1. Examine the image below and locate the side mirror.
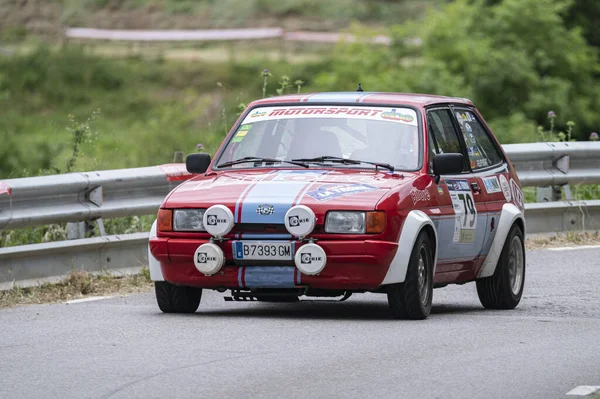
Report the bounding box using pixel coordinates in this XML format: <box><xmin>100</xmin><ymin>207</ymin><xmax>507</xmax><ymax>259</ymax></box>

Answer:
<box><xmin>186</xmin><ymin>153</ymin><xmax>211</xmax><ymax>174</ymax></box>
<box><xmin>432</xmin><ymin>153</ymin><xmax>464</xmax><ymax>181</ymax></box>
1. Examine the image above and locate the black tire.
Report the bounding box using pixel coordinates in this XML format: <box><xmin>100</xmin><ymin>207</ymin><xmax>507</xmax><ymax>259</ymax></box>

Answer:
<box><xmin>155</xmin><ymin>281</ymin><xmax>202</xmax><ymax>313</ymax></box>
<box><xmin>387</xmin><ymin>231</ymin><xmax>434</xmax><ymax>320</ymax></box>
<box><xmin>476</xmin><ymin>224</ymin><xmax>525</xmax><ymax>309</ymax></box>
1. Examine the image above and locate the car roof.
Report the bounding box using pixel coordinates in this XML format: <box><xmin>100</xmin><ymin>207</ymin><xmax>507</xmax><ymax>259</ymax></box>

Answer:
<box><xmin>248</xmin><ymin>92</ymin><xmax>474</xmax><ymax>108</ymax></box>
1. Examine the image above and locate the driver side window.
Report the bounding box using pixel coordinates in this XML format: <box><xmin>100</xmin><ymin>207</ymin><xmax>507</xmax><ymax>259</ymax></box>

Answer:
<box><xmin>427</xmin><ymin>108</ymin><xmax>465</xmax><ymax>172</ymax></box>
<box><xmin>427</xmin><ymin>109</ymin><xmax>463</xmax><ymax>155</ymax></box>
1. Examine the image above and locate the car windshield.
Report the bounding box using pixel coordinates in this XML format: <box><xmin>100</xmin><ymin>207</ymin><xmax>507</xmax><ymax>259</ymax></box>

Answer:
<box><xmin>215</xmin><ymin>105</ymin><xmax>421</xmax><ymax>171</ymax></box>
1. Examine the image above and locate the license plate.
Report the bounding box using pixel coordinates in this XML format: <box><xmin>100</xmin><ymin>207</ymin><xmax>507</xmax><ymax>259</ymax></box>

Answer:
<box><xmin>233</xmin><ymin>241</ymin><xmax>292</xmax><ymax>261</ymax></box>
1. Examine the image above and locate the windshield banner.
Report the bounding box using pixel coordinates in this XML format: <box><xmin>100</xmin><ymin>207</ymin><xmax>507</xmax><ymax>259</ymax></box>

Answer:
<box><xmin>242</xmin><ymin>106</ymin><xmax>418</xmax><ymax>126</ymax></box>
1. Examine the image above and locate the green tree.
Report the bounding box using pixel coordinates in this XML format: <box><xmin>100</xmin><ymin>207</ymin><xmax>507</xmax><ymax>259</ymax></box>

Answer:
<box><xmin>315</xmin><ymin>0</ymin><xmax>599</xmax><ymax>142</ymax></box>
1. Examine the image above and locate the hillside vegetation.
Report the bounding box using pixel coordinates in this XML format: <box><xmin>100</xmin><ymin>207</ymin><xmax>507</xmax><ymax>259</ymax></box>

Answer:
<box><xmin>0</xmin><ymin>0</ymin><xmax>598</xmax><ymax>180</ymax></box>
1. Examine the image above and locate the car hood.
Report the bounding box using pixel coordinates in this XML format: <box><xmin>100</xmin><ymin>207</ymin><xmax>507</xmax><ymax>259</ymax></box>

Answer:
<box><xmin>165</xmin><ymin>169</ymin><xmax>415</xmax><ymax>223</ymax></box>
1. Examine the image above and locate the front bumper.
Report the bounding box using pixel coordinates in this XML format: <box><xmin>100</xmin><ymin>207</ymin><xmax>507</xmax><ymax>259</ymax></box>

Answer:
<box><xmin>150</xmin><ymin>238</ymin><xmax>398</xmax><ymax>290</ymax></box>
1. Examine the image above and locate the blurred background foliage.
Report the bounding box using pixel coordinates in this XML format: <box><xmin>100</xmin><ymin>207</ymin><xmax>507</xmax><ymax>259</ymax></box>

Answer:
<box><xmin>0</xmin><ymin>0</ymin><xmax>598</xmax><ymax>179</ymax></box>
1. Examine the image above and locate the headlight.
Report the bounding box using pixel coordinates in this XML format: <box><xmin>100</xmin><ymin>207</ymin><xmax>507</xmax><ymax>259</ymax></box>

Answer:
<box><xmin>173</xmin><ymin>209</ymin><xmax>206</xmax><ymax>231</ymax></box>
<box><xmin>325</xmin><ymin>211</ymin><xmax>366</xmax><ymax>234</ymax></box>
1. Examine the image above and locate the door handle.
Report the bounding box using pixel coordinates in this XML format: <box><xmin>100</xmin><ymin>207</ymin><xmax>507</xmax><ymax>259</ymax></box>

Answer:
<box><xmin>471</xmin><ymin>182</ymin><xmax>481</xmax><ymax>193</ymax></box>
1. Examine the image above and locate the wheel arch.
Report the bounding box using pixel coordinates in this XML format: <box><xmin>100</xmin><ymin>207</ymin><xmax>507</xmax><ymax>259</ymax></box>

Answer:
<box><xmin>381</xmin><ymin>210</ymin><xmax>438</xmax><ymax>285</ymax></box>
<box><xmin>478</xmin><ymin>203</ymin><xmax>525</xmax><ymax>278</ymax></box>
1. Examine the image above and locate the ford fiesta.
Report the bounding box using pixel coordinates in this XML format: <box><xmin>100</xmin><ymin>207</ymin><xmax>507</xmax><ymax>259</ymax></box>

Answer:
<box><xmin>148</xmin><ymin>91</ymin><xmax>526</xmax><ymax>320</ymax></box>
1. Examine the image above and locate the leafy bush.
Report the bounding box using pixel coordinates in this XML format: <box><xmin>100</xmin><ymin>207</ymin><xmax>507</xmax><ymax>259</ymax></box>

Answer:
<box><xmin>313</xmin><ymin>0</ymin><xmax>599</xmax><ymax>143</ymax></box>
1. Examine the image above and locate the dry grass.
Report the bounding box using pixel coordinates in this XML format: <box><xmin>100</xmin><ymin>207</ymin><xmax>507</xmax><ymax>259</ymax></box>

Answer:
<box><xmin>0</xmin><ymin>268</ymin><xmax>153</xmax><ymax>308</ymax></box>
<box><xmin>525</xmin><ymin>231</ymin><xmax>600</xmax><ymax>250</ymax></box>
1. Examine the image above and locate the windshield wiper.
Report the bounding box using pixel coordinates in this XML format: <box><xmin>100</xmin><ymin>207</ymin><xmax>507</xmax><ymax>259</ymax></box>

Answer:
<box><xmin>217</xmin><ymin>156</ymin><xmax>309</xmax><ymax>168</ymax></box>
<box><xmin>292</xmin><ymin>156</ymin><xmax>395</xmax><ymax>172</ymax></box>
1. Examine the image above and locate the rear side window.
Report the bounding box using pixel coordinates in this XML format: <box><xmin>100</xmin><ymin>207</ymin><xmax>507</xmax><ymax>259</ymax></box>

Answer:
<box><xmin>453</xmin><ymin>109</ymin><xmax>503</xmax><ymax>170</ymax></box>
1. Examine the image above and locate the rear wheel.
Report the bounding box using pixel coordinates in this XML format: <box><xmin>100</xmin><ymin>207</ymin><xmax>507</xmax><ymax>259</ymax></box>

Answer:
<box><xmin>387</xmin><ymin>231</ymin><xmax>434</xmax><ymax>320</ymax></box>
<box><xmin>155</xmin><ymin>281</ymin><xmax>202</xmax><ymax>313</ymax></box>
<box><xmin>476</xmin><ymin>224</ymin><xmax>525</xmax><ymax>309</ymax></box>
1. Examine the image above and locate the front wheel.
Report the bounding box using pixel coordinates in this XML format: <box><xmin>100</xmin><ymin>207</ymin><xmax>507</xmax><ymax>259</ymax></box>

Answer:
<box><xmin>387</xmin><ymin>231</ymin><xmax>434</xmax><ymax>320</ymax></box>
<box><xmin>155</xmin><ymin>281</ymin><xmax>202</xmax><ymax>313</ymax></box>
<box><xmin>476</xmin><ymin>224</ymin><xmax>525</xmax><ymax>309</ymax></box>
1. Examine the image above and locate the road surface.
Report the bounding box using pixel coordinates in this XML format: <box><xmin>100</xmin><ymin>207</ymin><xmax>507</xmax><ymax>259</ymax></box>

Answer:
<box><xmin>1</xmin><ymin>246</ymin><xmax>599</xmax><ymax>399</ymax></box>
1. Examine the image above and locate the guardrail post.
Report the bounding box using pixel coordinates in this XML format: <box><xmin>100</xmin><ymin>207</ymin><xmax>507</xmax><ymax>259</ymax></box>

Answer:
<box><xmin>66</xmin><ymin>222</ymin><xmax>85</xmax><ymax>239</ymax></box>
<box><xmin>537</xmin><ymin>186</ymin><xmax>562</xmax><ymax>202</ymax></box>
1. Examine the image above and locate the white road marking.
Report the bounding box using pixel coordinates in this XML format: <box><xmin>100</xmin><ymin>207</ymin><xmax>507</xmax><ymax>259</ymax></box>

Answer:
<box><xmin>566</xmin><ymin>386</ymin><xmax>600</xmax><ymax>396</ymax></box>
<box><xmin>548</xmin><ymin>245</ymin><xmax>600</xmax><ymax>252</ymax></box>
<box><xmin>64</xmin><ymin>296</ymin><xmax>114</xmax><ymax>304</ymax></box>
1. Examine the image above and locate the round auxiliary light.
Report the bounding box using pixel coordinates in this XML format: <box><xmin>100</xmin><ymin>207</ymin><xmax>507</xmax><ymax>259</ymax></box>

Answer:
<box><xmin>284</xmin><ymin>205</ymin><xmax>316</xmax><ymax>238</ymax></box>
<box><xmin>202</xmin><ymin>205</ymin><xmax>234</xmax><ymax>237</ymax></box>
<box><xmin>193</xmin><ymin>243</ymin><xmax>225</xmax><ymax>276</ymax></box>
<box><xmin>294</xmin><ymin>243</ymin><xmax>327</xmax><ymax>275</ymax></box>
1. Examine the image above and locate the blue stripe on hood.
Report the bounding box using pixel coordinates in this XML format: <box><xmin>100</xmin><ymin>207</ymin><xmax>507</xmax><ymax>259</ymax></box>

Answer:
<box><xmin>239</xmin><ymin>170</ymin><xmax>327</xmax><ymax>224</ymax></box>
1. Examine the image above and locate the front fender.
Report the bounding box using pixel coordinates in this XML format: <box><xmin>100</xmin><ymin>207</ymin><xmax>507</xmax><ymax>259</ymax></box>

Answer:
<box><xmin>478</xmin><ymin>203</ymin><xmax>525</xmax><ymax>278</ymax></box>
<box><xmin>380</xmin><ymin>210</ymin><xmax>438</xmax><ymax>285</ymax></box>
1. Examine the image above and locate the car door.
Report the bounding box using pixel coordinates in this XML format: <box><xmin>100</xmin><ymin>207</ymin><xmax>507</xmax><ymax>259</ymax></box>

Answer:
<box><xmin>426</xmin><ymin>107</ymin><xmax>488</xmax><ymax>282</ymax></box>
<box><xmin>450</xmin><ymin>106</ymin><xmax>509</xmax><ymax>273</ymax></box>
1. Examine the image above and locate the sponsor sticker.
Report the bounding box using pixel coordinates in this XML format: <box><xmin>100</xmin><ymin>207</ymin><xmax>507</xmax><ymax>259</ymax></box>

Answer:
<box><xmin>206</xmin><ymin>214</ymin><xmax>227</xmax><ymax>226</ymax></box>
<box><xmin>468</xmin><ymin>146</ymin><xmax>480</xmax><ymax>157</ymax></box>
<box><xmin>499</xmin><ymin>174</ymin><xmax>511</xmax><ymax>202</ymax></box>
<box><xmin>288</xmin><ymin>215</ymin><xmax>310</xmax><ymax>227</ymax></box>
<box><xmin>482</xmin><ymin>176</ymin><xmax>502</xmax><ymax>194</ymax></box>
<box><xmin>510</xmin><ymin>178</ymin><xmax>524</xmax><ymax>209</ymax></box>
<box><xmin>196</xmin><ymin>252</ymin><xmax>216</xmax><ymax>264</ymax></box>
<box><xmin>249</xmin><ymin>110</ymin><xmax>267</xmax><ymax>118</ymax></box>
<box><xmin>465</xmin><ymin>123</ymin><xmax>473</xmax><ymax>133</ymax></box>
<box><xmin>300</xmin><ymin>252</ymin><xmax>323</xmax><ymax>264</ymax></box>
<box><xmin>381</xmin><ymin>109</ymin><xmax>414</xmax><ymax>123</ymax></box>
<box><xmin>446</xmin><ymin>179</ymin><xmax>477</xmax><ymax>243</ymax></box>
<box><xmin>411</xmin><ymin>188</ymin><xmax>431</xmax><ymax>205</ymax></box>
<box><xmin>307</xmin><ymin>184</ymin><xmax>377</xmax><ymax>202</ymax></box>
<box><xmin>256</xmin><ymin>204</ymin><xmax>275</xmax><ymax>215</ymax></box>
<box><xmin>232</xmin><ymin>130</ymin><xmax>249</xmax><ymax>143</ymax></box>
<box><xmin>476</xmin><ymin>158</ymin><xmax>489</xmax><ymax>168</ymax></box>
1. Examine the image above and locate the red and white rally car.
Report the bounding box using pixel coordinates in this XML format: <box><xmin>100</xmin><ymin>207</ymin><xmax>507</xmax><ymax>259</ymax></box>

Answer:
<box><xmin>148</xmin><ymin>91</ymin><xmax>526</xmax><ymax>319</ymax></box>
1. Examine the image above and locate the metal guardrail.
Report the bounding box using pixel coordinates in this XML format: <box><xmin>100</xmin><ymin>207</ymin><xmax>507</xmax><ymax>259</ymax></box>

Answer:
<box><xmin>1</xmin><ymin>142</ymin><xmax>599</xmax><ymax>289</ymax></box>
<box><xmin>66</xmin><ymin>27</ymin><xmax>285</xmax><ymax>42</ymax></box>
<box><xmin>0</xmin><ymin>164</ymin><xmax>190</xmax><ymax>230</ymax></box>
<box><xmin>64</xmin><ymin>27</ymin><xmax>405</xmax><ymax>45</ymax></box>
<box><xmin>505</xmin><ymin>142</ymin><xmax>600</xmax><ymax>187</ymax></box>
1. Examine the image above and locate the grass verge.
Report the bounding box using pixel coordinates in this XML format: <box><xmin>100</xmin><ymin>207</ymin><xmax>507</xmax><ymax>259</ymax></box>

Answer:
<box><xmin>525</xmin><ymin>231</ymin><xmax>600</xmax><ymax>250</ymax></box>
<box><xmin>0</xmin><ymin>268</ymin><xmax>153</xmax><ymax>308</ymax></box>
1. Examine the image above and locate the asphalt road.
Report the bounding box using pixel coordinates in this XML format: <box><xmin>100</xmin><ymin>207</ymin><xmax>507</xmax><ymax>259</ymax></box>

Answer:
<box><xmin>1</xmin><ymin>246</ymin><xmax>599</xmax><ymax>399</ymax></box>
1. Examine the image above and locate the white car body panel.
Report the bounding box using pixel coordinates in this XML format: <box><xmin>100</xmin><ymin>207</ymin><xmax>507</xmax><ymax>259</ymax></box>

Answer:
<box><xmin>478</xmin><ymin>203</ymin><xmax>525</xmax><ymax>278</ymax></box>
<box><xmin>381</xmin><ymin>210</ymin><xmax>438</xmax><ymax>285</ymax></box>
